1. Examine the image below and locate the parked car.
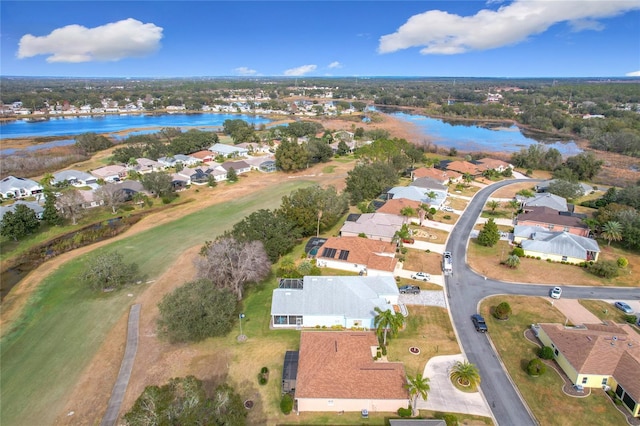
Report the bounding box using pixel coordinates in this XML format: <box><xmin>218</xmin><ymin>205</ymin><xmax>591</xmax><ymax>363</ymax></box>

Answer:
<box><xmin>614</xmin><ymin>301</ymin><xmax>634</xmax><ymax>314</ymax></box>
<box><xmin>411</xmin><ymin>272</ymin><xmax>431</xmax><ymax>281</ymax></box>
<box><xmin>441</xmin><ymin>206</ymin><xmax>454</xmax><ymax>212</ymax></box>
<box><xmin>471</xmin><ymin>314</ymin><xmax>488</xmax><ymax>332</ymax></box>
<box><xmin>550</xmin><ymin>286</ymin><xmax>562</xmax><ymax>299</ymax></box>
<box><xmin>399</xmin><ymin>285</ymin><xmax>421</xmax><ymax>294</ymax></box>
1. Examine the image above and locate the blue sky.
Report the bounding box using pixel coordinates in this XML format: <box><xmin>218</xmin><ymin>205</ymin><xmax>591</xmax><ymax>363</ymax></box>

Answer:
<box><xmin>2</xmin><ymin>1</ymin><xmax>639</xmax><ymax>78</ymax></box>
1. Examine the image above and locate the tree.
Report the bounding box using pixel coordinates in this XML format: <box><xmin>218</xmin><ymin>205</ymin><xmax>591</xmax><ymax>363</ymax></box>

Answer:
<box><xmin>565</xmin><ymin>151</ymin><xmax>603</xmax><ymax>181</ymax></box>
<box><xmin>449</xmin><ymin>360</ymin><xmax>481</xmax><ymax>388</ymax></box>
<box><xmin>75</xmin><ymin>132</ymin><xmax>112</xmax><ymax>154</ymax></box>
<box><xmin>405</xmin><ymin>373</ymin><xmax>430</xmax><ymax>416</ymax></box>
<box><xmin>196</xmin><ymin>237</ymin><xmax>271</xmax><ymax>300</ymax></box>
<box><xmin>278</xmin><ymin>185</ymin><xmax>348</xmax><ymax>237</ymax></box>
<box><xmin>504</xmin><ymin>254</ymin><xmax>521</xmax><ymax>269</ymax></box>
<box><xmin>56</xmin><ymin>189</ymin><xmax>85</xmax><ymax>225</ymax></box>
<box><xmin>307</xmin><ymin>138</ymin><xmax>333</xmax><ymax>163</ymax></box>
<box><xmin>547</xmin><ymin>179</ymin><xmax>583</xmax><ymax>200</ymax></box>
<box><xmin>95</xmin><ymin>185</ymin><xmax>127</xmax><ymax>213</ymax></box>
<box><xmin>0</xmin><ymin>204</ymin><xmax>39</xmax><ymax>241</ymax></box>
<box><xmin>345</xmin><ymin>162</ymin><xmax>398</xmax><ymax>205</ymax></box>
<box><xmin>157</xmin><ymin>279</ymin><xmax>237</xmax><ymax>343</ymax></box>
<box><xmin>141</xmin><ymin>171</ymin><xmax>174</xmax><ymax>198</ymax></box>
<box><xmin>477</xmin><ymin>218</ymin><xmax>500</xmax><ymax>247</ymax></box>
<box><xmin>124</xmin><ymin>376</ymin><xmax>246</xmax><ymax>426</ymax></box>
<box><xmin>601</xmin><ymin>221</ymin><xmax>623</xmax><ymax>246</ymax></box>
<box><xmin>80</xmin><ymin>251</ymin><xmax>141</xmax><ymax>291</ymax></box>
<box><xmin>229</xmin><ymin>209</ymin><xmax>300</xmax><ymax>262</ymax></box>
<box><xmin>42</xmin><ymin>190</ymin><xmax>62</xmax><ymax>226</ymax></box>
<box><xmin>226</xmin><ymin>166</ymin><xmax>238</xmax><ymax>182</ymax></box>
<box><xmin>275</xmin><ymin>138</ymin><xmax>309</xmax><ymax>172</ymax></box>
<box><xmin>336</xmin><ymin>140</ymin><xmax>350</xmax><ymax>156</ymax></box>
<box><xmin>486</xmin><ymin>200</ymin><xmax>500</xmax><ymax>212</ymax></box>
<box><xmin>373</xmin><ymin>306</ymin><xmax>404</xmax><ymax>347</ymax></box>
<box><xmin>400</xmin><ymin>206</ymin><xmax>416</xmax><ymax>221</ymax></box>
<box><xmin>494</xmin><ymin>301</ymin><xmax>512</xmax><ymax>320</ymax></box>
<box><xmin>516</xmin><ymin>188</ymin><xmax>534</xmax><ymax>198</ymax></box>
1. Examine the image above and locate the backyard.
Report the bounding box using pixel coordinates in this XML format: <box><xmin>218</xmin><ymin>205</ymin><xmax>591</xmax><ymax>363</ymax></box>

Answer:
<box><xmin>480</xmin><ymin>295</ymin><xmax>628</xmax><ymax>425</ymax></box>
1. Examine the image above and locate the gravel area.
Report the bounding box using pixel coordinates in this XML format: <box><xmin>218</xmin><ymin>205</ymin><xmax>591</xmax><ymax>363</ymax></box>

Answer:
<box><xmin>399</xmin><ymin>290</ymin><xmax>446</xmax><ymax>307</ymax></box>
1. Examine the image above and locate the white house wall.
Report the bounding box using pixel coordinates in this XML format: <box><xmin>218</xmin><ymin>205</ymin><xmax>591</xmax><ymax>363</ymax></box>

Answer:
<box><xmin>296</xmin><ymin>398</ymin><xmax>408</xmax><ymax>413</ymax></box>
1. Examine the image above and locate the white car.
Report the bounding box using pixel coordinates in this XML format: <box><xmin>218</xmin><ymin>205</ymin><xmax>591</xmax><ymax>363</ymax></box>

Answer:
<box><xmin>441</xmin><ymin>206</ymin><xmax>454</xmax><ymax>212</ymax></box>
<box><xmin>411</xmin><ymin>272</ymin><xmax>431</xmax><ymax>281</ymax></box>
<box><xmin>550</xmin><ymin>286</ymin><xmax>562</xmax><ymax>299</ymax></box>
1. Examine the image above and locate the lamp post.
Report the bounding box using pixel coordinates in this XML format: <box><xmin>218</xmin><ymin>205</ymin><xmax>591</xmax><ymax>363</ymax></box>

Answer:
<box><xmin>238</xmin><ymin>313</ymin><xmax>247</xmax><ymax>342</ymax></box>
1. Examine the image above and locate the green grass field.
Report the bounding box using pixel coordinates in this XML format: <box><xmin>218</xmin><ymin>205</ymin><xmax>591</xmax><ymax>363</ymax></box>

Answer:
<box><xmin>0</xmin><ymin>179</ymin><xmax>312</xmax><ymax>426</ymax></box>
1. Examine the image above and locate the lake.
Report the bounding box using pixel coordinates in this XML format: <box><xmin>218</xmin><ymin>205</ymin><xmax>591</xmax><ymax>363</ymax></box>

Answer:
<box><xmin>389</xmin><ymin>110</ymin><xmax>582</xmax><ymax>156</ymax></box>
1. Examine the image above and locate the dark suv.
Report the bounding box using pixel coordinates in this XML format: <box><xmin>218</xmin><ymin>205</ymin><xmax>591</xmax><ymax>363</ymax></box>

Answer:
<box><xmin>399</xmin><ymin>285</ymin><xmax>421</xmax><ymax>294</ymax></box>
<box><xmin>471</xmin><ymin>314</ymin><xmax>488</xmax><ymax>332</ymax></box>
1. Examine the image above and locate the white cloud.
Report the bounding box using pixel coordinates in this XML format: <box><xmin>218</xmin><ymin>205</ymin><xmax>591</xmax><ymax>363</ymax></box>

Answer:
<box><xmin>284</xmin><ymin>64</ymin><xmax>317</xmax><ymax>76</ymax></box>
<box><xmin>379</xmin><ymin>0</ymin><xmax>640</xmax><ymax>55</ymax></box>
<box><xmin>17</xmin><ymin>18</ymin><xmax>163</xmax><ymax>63</ymax></box>
<box><xmin>234</xmin><ymin>67</ymin><xmax>257</xmax><ymax>76</ymax></box>
<box><xmin>328</xmin><ymin>61</ymin><xmax>342</xmax><ymax>69</ymax></box>
<box><xmin>626</xmin><ymin>70</ymin><xmax>640</xmax><ymax>77</ymax></box>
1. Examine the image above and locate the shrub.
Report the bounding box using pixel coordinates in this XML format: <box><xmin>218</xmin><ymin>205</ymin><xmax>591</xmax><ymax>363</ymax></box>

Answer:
<box><xmin>539</xmin><ymin>346</ymin><xmax>554</xmax><ymax>360</ymax></box>
<box><xmin>258</xmin><ymin>375</ymin><xmax>267</xmax><ymax>385</ymax></box>
<box><xmin>443</xmin><ymin>214</ymin><xmax>451</xmax><ymax>220</ymax></box>
<box><xmin>623</xmin><ymin>314</ymin><xmax>637</xmax><ymax>324</ymax></box>
<box><xmin>617</xmin><ymin>257</ymin><xmax>629</xmax><ymax>268</ymax></box>
<box><xmin>261</xmin><ymin>366</ymin><xmax>269</xmax><ymax>374</ymax></box>
<box><xmin>381</xmin><ymin>345</ymin><xmax>388</xmax><ymax>356</ymax></box>
<box><xmin>494</xmin><ymin>302</ymin><xmax>512</xmax><ymax>320</ymax></box>
<box><xmin>435</xmin><ymin>412</ymin><xmax>459</xmax><ymax>426</ymax></box>
<box><xmin>397</xmin><ymin>407</ymin><xmax>412</xmax><ymax>417</ymax></box>
<box><xmin>588</xmin><ymin>260</ymin><xmax>620</xmax><ymax>279</ymax></box>
<box><xmin>527</xmin><ymin>358</ymin><xmax>546</xmax><ymax>376</ymax></box>
<box><xmin>511</xmin><ymin>247</ymin><xmax>525</xmax><ymax>257</ymax></box>
<box><xmin>280</xmin><ymin>393</ymin><xmax>294</xmax><ymax>414</ymax></box>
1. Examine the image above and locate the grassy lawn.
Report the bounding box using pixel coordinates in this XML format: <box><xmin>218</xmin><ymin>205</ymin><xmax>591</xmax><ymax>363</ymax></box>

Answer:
<box><xmin>480</xmin><ymin>209</ymin><xmax>513</xmax><ymax>219</ymax></box>
<box><xmin>480</xmin><ymin>295</ymin><xmax>627</xmax><ymax>426</ymax></box>
<box><xmin>322</xmin><ymin>165</ymin><xmax>336</xmax><ymax>173</ymax></box>
<box><xmin>450</xmin><ymin>185</ymin><xmax>480</xmax><ymax>197</ymax></box>
<box><xmin>403</xmin><ymin>249</ymin><xmax>444</xmax><ymax>276</ymax></box>
<box><xmin>410</xmin><ymin>224</ymin><xmax>449</xmax><ymax>244</ymax></box>
<box><xmin>579</xmin><ymin>299</ymin><xmax>639</xmax><ymax>326</ymax></box>
<box><xmin>447</xmin><ymin>197</ymin><xmax>468</xmax><ymax>211</ymax></box>
<box><xmin>0</xmin><ymin>180</ymin><xmax>312</xmax><ymax>426</ymax></box>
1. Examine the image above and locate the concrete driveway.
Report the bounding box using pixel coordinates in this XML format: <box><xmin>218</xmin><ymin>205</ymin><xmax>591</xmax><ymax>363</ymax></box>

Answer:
<box><xmin>416</xmin><ymin>353</ymin><xmax>492</xmax><ymax>417</ymax></box>
<box><xmin>549</xmin><ymin>298</ymin><xmax>601</xmax><ymax>325</ymax></box>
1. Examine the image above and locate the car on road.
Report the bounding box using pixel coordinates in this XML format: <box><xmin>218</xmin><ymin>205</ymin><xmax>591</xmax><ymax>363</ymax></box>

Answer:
<box><xmin>411</xmin><ymin>272</ymin><xmax>431</xmax><ymax>281</ymax></box>
<box><xmin>614</xmin><ymin>301</ymin><xmax>634</xmax><ymax>314</ymax></box>
<box><xmin>399</xmin><ymin>285</ymin><xmax>421</xmax><ymax>294</ymax></box>
<box><xmin>471</xmin><ymin>314</ymin><xmax>488</xmax><ymax>332</ymax></box>
<box><xmin>550</xmin><ymin>286</ymin><xmax>562</xmax><ymax>299</ymax></box>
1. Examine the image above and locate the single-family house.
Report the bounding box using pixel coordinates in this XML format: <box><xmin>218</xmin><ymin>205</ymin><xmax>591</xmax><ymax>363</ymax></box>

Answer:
<box><xmin>208</xmin><ymin>143</ymin><xmax>249</xmax><ymax>158</ymax></box>
<box><xmin>0</xmin><ymin>176</ymin><xmax>43</xmax><ymax>199</ymax></box>
<box><xmin>132</xmin><ymin>158</ymin><xmax>163</xmax><ymax>174</ymax></box>
<box><xmin>410</xmin><ymin>177</ymin><xmax>448</xmax><ymax>192</ymax></box>
<box><xmin>412</xmin><ymin>167</ymin><xmax>462</xmax><ymax>184</ymax></box>
<box><xmin>535</xmin><ymin>179</ymin><xmax>594</xmax><ymax>196</ymax></box>
<box><xmin>52</xmin><ymin>170</ymin><xmax>97</xmax><ymax>187</ymax></box>
<box><xmin>221</xmin><ymin>160</ymin><xmax>251</xmax><ymax>175</ymax></box>
<box><xmin>473</xmin><ymin>158</ymin><xmax>513</xmax><ymax>173</ymax></box>
<box><xmin>190</xmin><ymin>150</ymin><xmax>216</xmax><ymax>163</ymax></box>
<box><xmin>271</xmin><ymin>275</ymin><xmax>400</xmax><ymax>329</ymax></box>
<box><xmin>259</xmin><ymin>160</ymin><xmax>277</xmax><ymax>173</ymax></box>
<box><xmin>329</xmin><ymin>139</ymin><xmax>357</xmax><ymax>154</ymax></box>
<box><xmin>0</xmin><ymin>200</ymin><xmax>44</xmax><ymax>220</ymax></box>
<box><xmin>236</xmin><ymin>142</ymin><xmax>270</xmax><ymax>154</ymax></box>
<box><xmin>243</xmin><ymin>154</ymin><xmax>275</xmax><ymax>170</ymax></box>
<box><xmin>519</xmin><ymin>193</ymin><xmax>568</xmax><ymax>212</ymax></box>
<box><xmin>340</xmin><ymin>213</ymin><xmax>405</xmax><ymax>242</ymax></box>
<box><xmin>315</xmin><ymin>236</ymin><xmax>398</xmax><ymax>276</ymax></box>
<box><xmin>295</xmin><ymin>331</ymin><xmax>408</xmax><ymax>413</ymax></box>
<box><xmin>534</xmin><ymin>322</ymin><xmax>640</xmax><ymax>418</ymax></box>
<box><xmin>516</xmin><ymin>228</ymin><xmax>600</xmax><ymax>262</ymax></box>
<box><xmin>157</xmin><ymin>156</ymin><xmax>178</xmax><ymax>168</ymax></box>
<box><xmin>173</xmin><ymin>154</ymin><xmax>200</xmax><ymax>167</ymax></box>
<box><xmin>103</xmin><ymin>181</ymin><xmax>146</xmax><ymax>201</ymax></box>
<box><xmin>375</xmin><ymin>198</ymin><xmax>423</xmax><ymax>218</ymax></box>
<box><xmin>445</xmin><ymin>160</ymin><xmax>481</xmax><ymax>176</ymax></box>
<box><xmin>516</xmin><ymin>206</ymin><xmax>589</xmax><ymax>237</ymax></box>
<box><xmin>171</xmin><ymin>174</ymin><xmax>189</xmax><ymax>191</ymax></box>
<box><xmin>178</xmin><ymin>167</ymin><xmax>217</xmax><ymax>185</ymax></box>
<box><xmin>386</xmin><ymin>186</ymin><xmax>447</xmax><ymax>210</ymax></box>
<box><xmin>90</xmin><ymin>165</ymin><xmax>127</xmax><ymax>183</ymax></box>
<box><xmin>78</xmin><ymin>190</ymin><xmax>104</xmax><ymax>209</ymax></box>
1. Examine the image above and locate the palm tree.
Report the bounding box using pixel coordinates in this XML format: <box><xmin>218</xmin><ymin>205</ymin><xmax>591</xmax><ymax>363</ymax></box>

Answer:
<box><xmin>373</xmin><ymin>306</ymin><xmax>404</xmax><ymax>347</ymax></box>
<box><xmin>450</xmin><ymin>360</ymin><xmax>481</xmax><ymax>388</ymax></box>
<box><xmin>405</xmin><ymin>373</ymin><xmax>430</xmax><ymax>416</ymax></box>
<box><xmin>505</xmin><ymin>254</ymin><xmax>521</xmax><ymax>269</ymax></box>
<box><xmin>487</xmin><ymin>200</ymin><xmax>500</xmax><ymax>212</ymax></box>
<box><xmin>601</xmin><ymin>221</ymin><xmax>623</xmax><ymax>246</ymax></box>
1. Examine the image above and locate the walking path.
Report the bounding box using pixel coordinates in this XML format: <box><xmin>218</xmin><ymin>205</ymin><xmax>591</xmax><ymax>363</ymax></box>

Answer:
<box><xmin>416</xmin><ymin>353</ymin><xmax>492</xmax><ymax>417</ymax></box>
<box><xmin>100</xmin><ymin>304</ymin><xmax>141</xmax><ymax>426</ymax></box>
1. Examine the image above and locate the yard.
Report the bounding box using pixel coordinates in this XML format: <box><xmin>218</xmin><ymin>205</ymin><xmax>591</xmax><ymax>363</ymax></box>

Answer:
<box><xmin>403</xmin><ymin>248</ymin><xmax>445</xmax><ymax>276</ymax></box>
<box><xmin>480</xmin><ymin>295</ymin><xmax>627</xmax><ymax>426</ymax></box>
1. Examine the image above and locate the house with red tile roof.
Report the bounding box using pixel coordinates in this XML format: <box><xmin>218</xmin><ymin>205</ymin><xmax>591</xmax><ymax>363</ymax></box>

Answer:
<box><xmin>295</xmin><ymin>331</ymin><xmax>409</xmax><ymax>413</ymax></box>
<box><xmin>376</xmin><ymin>199</ymin><xmax>422</xmax><ymax>217</ymax></box>
<box><xmin>473</xmin><ymin>158</ymin><xmax>513</xmax><ymax>173</ymax></box>
<box><xmin>412</xmin><ymin>167</ymin><xmax>461</xmax><ymax>184</ymax></box>
<box><xmin>445</xmin><ymin>160</ymin><xmax>481</xmax><ymax>176</ymax></box>
<box><xmin>315</xmin><ymin>236</ymin><xmax>398</xmax><ymax>276</ymax></box>
<box><xmin>535</xmin><ymin>322</ymin><xmax>640</xmax><ymax>418</ymax></box>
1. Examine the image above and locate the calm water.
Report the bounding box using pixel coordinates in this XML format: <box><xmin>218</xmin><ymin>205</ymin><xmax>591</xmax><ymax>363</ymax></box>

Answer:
<box><xmin>0</xmin><ymin>113</ymin><xmax>272</xmax><ymax>139</ymax></box>
<box><xmin>390</xmin><ymin>111</ymin><xmax>582</xmax><ymax>155</ymax></box>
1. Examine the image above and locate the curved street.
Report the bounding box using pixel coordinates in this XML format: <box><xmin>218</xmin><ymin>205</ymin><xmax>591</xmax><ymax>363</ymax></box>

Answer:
<box><xmin>444</xmin><ymin>179</ymin><xmax>639</xmax><ymax>426</ymax></box>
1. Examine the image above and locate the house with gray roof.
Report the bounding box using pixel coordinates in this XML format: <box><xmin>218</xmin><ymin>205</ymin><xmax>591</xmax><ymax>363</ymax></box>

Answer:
<box><xmin>52</xmin><ymin>170</ymin><xmax>97</xmax><ymax>187</ymax></box>
<box><xmin>517</xmin><ymin>228</ymin><xmax>600</xmax><ymax>263</ymax></box>
<box><xmin>386</xmin><ymin>186</ymin><xmax>447</xmax><ymax>210</ymax></box>
<box><xmin>0</xmin><ymin>176</ymin><xmax>43</xmax><ymax>199</ymax></box>
<box><xmin>270</xmin><ymin>275</ymin><xmax>400</xmax><ymax>329</ymax></box>
<box><xmin>208</xmin><ymin>143</ymin><xmax>249</xmax><ymax>158</ymax></box>
<box><xmin>0</xmin><ymin>200</ymin><xmax>44</xmax><ymax>220</ymax></box>
<box><xmin>410</xmin><ymin>177</ymin><xmax>448</xmax><ymax>192</ymax></box>
<box><xmin>535</xmin><ymin>179</ymin><xmax>594</xmax><ymax>196</ymax></box>
<box><xmin>340</xmin><ymin>212</ymin><xmax>405</xmax><ymax>242</ymax></box>
<box><xmin>519</xmin><ymin>193</ymin><xmax>568</xmax><ymax>212</ymax></box>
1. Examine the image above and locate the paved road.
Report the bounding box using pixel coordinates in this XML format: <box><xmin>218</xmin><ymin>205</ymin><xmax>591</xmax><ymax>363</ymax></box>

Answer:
<box><xmin>100</xmin><ymin>304</ymin><xmax>141</xmax><ymax>426</ymax></box>
<box><xmin>443</xmin><ymin>179</ymin><xmax>639</xmax><ymax>426</ymax></box>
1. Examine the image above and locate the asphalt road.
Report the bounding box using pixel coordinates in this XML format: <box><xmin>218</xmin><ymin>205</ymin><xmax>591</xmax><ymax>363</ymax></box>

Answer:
<box><xmin>443</xmin><ymin>179</ymin><xmax>639</xmax><ymax>426</ymax></box>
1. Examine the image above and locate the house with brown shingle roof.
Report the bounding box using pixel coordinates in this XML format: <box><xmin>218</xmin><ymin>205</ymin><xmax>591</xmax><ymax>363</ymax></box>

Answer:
<box><xmin>473</xmin><ymin>158</ymin><xmax>513</xmax><ymax>173</ymax></box>
<box><xmin>412</xmin><ymin>167</ymin><xmax>462</xmax><ymax>184</ymax></box>
<box><xmin>445</xmin><ymin>160</ymin><xmax>481</xmax><ymax>176</ymax></box>
<box><xmin>535</xmin><ymin>322</ymin><xmax>640</xmax><ymax>417</ymax></box>
<box><xmin>316</xmin><ymin>236</ymin><xmax>398</xmax><ymax>276</ymax></box>
<box><xmin>295</xmin><ymin>331</ymin><xmax>409</xmax><ymax>413</ymax></box>
<box><xmin>516</xmin><ymin>206</ymin><xmax>589</xmax><ymax>237</ymax></box>
<box><xmin>340</xmin><ymin>213</ymin><xmax>405</xmax><ymax>242</ymax></box>
<box><xmin>376</xmin><ymin>199</ymin><xmax>422</xmax><ymax>217</ymax></box>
